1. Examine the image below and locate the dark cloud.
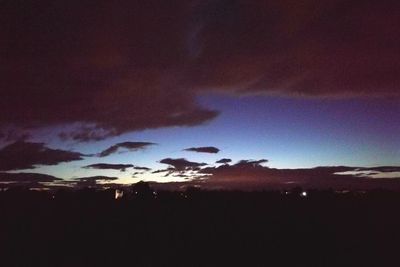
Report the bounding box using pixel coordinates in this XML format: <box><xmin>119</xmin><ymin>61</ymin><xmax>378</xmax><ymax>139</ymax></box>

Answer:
<box><xmin>234</xmin><ymin>159</ymin><xmax>269</xmax><ymax>167</ymax></box>
<box><xmin>194</xmin><ymin>164</ymin><xmax>400</xmax><ymax>191</ymax></box>
<box><xmin>0</xmin><ymin>172</ymin><xmax>62</xmax><ymax>182</ymax></box>
<box><xmin>157</xmin><ymin>158</ymin><xmax>207</xmax><ymax>178</ymax></box>
<box><xmin>0</xmin><ymin>141</ymin><xmax>85</xmax><ymax>171</ymax></box>
<box><xmin>133</xmin><ymin>166</ymin><xmax>151</xmax><ymax>171</ymax></box>
<box><xmin>71</xmin><ymin>176</ymin><xmax>120</xmax><ymax>189</ymax></box>
<box><xmin>174</xmin><ymin>174</ymin><xmax>190</xmax><ymax>179</ymax></box>
<box><xmin>98</xmin><ymin>142</ymin><xmax>156</xmax><ymax>157</ymax></box>
<box><xmin>0</xmin><ymin>128</ymin><xmax>31</xmax><ymax>142</ymax></box>
<box><xmin>0</xmin><ymin>0</ymin><xmax>218</xmax><ymax>141</ymax></box>
<box><xmin>0</xmin><ymin>172</ymin><xmax>63</xmax><ymax>190</ymax></box>
<box><xmin>184</xmin><ymin>146</ymin><xmax>220</xmax><ymax>153</ymax></box>
<box><xmin>188</xmin><ymin>0</ymin><xmax>400</xmax><ymax>97</ymax></box>
<box><xmin>1</xmin><ymin>0</ymin><xmax>398</xmax><ymax>141</ymax></box>
<box><xmin>132</xmin><ymin>172</ymin><xmax>141</xmax><ymax>177</ymax></box>
<box><xmin>130</xmin><ymin>166</ymin><xmax>152</xmax><ymax>177</ymax></box>
<box><xmin>159</xmin><ymin>158</ymin><xmax>207</xmax><ymax>171</ymax></box>
<box><xmin>216</xmin><ymin>158</ymin><xmax>232</xmax><ymax>164</ymax></box>
<box><xmin>152</xmin><ymin>168</ymin><xmax>174</xmax><ymax>174</ymax></box>
<box><xmin>83</xmin><ymin>163</ymin><xmax>134</xmax><ymax>171</ymax></box>
<box><xmin>59</xmin><ymin>126</ymin><xmax>116</xmax><ymax>142</ymax></box>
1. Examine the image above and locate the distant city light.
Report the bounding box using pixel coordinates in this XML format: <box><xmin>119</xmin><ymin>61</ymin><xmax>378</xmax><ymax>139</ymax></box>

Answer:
<box><xmin>301</xmin><ymin>191</ymin><xmax>307</xmax><ymax>197</ymax></box>
<box><xmin>115</xmin><ymin>189</ymin><xmax>124</xmax><ymax>199</ymax></box>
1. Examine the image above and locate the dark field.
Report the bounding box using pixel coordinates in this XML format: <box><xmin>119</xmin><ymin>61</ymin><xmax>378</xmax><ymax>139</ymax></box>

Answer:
<box><xmin>1</xmin><ymin>188</ymin><xmax>399</xmax><ymax>267</ymax></box>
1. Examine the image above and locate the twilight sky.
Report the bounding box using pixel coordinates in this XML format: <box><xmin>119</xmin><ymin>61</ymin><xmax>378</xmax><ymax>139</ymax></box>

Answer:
<box><xmin>0</xmin><ymin>0</ymin><xmax>399</xmax><ymax>190</ymax></box>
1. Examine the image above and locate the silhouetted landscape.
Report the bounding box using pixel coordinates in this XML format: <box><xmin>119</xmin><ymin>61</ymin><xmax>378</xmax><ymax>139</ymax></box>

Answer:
<box><xmin>1</xmin><ymin>183</ymin><xmax>400</xmax><ymax>266</ymax></box>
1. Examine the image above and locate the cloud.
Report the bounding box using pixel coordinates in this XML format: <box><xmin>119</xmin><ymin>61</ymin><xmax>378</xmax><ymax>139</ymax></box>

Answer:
<box><xmin>187</xmin><ymin>0</ymin><xmax>400</xmax><ymax>97</ymax></box>
<box><xmin>133</xmin><ymin>166</ymin><xmax>151</xmax><ymax>171</ymax></box>
<box><xmin>1</xmin><ymin>0</ymin><xmax>398</xmax><ymax>141</ymax></box>
<box><xmin>3</xmin><ymin>165</ymin><xmax>399</xmax><ymax>191</ymax></box>
<box><xmin>83</xmin><ymin>163</ymin><xmax>134</xmax><ymax>172</ymax></box>
<box><xmin>157</xmin><ymin>158</ymin><xmax>208</xmax><ymax>178</ymax></box>
<box><xmin>152</xmin><ymin>168</ymin><xmax>174</xmax><ymax>174</ymax></box>
<box><xmin>0</xmin><ymin>141</ymin><xmax>85</xmax><ymax>171</ymax></box>
<box><xmin>0</xmin><ymin>172</ymin><xmax>63</xmax><ymax>190</ymax></box>
<box><xmin>234</xmin><ymin>159</ymin><xmax>269</xmax><ymax>167</ymax></box>
<box><xmin>0</xmin><ymin>172</ymin><xmax>62</xmax><ymax>183</ymax></box>
<box><xmin>335</xmin><ymin>167</ymin><xmax>400</xmax><ymax>179</ymax></box>
<box><xmin>0</xmin><ymin>128</ymin><xmax>31</xmax><ymax>142</ymax></box>
<box><xmin>183</xmin><ymin>146</ymin><xmax>220</xmax><ymax>153</ymax></box>
<box><xmin>0</xmin><ymin>0</ymin><xmax>218</xmax><ymax>141</ymax></box>
<box><xmin>98</xmin><ymin>142</ymin><xmax>156</xmax><ymax>157</ymax></box>
<box><xmin>216</xmin><ymin>158</ymin><xmax>232</xmax><ymax>164</ymax></box>
<box><xmin>73</xmin><ymin>176</ymin><xmax>119</xmax><ymax>182</ymax></box>
<box><xmin>159</xmin><ymin>158</ymin><xmax>207</xmax><ymax>171</ymax></box>
<box><xmin>71</xmin><ymin>176</ymin><xmax>120</xmax><ymax>189</ymax></box>
<box><xmin>132</xmin><ymin>172</ymin><xmax>141</xmax><ymax>177</ymax></box>
<box><xmin>360</xmin><ymin>167</ymin><xmax>400</xmax><ymax>173</ymax></box>
<box><xmin>194</xmin><ymin>164</ymin><xmax>400</xmax><ymax>191</ymax></box>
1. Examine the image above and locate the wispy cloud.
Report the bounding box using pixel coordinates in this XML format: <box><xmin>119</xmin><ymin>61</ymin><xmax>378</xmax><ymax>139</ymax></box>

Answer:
<box><xmin>98</xmin><ymin>142</ymin><xmax>156</xmax><ymax>157</ymax></box>
<box><xmin>183</xmin><ymin>146</ymin><xmax>220</xmax><ymax>153</ymax></box>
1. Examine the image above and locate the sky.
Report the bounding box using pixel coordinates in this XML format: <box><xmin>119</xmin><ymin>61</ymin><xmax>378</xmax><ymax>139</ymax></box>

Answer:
<box><xmin>0</xmin><ymin>0</ymin><xmax>399</xmax><ymax>190</ymax></box>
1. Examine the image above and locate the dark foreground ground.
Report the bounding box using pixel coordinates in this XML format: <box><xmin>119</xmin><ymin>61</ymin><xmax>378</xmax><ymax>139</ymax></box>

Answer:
<box><xmin>1</xmin><ymin>188</ymin><xmax>400</xmax><ymax>267</ymax></box>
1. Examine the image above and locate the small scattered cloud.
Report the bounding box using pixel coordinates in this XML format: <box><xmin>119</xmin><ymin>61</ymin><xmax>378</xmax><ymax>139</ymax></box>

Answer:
<box><xmin>183</xmin><ymin>146</ymin><xmax>220</xmax><ymax>154</ymax></box>
<box><xmin>83</xmin><ymin>163</ymin><xmax>134</xmax><ymax>172</ymax></box>
<box><xmin>152</xmin><ymin>168</ymin><xmax>174</xmax><ymax>174</ymax></box>
<box><xmin>157</xmin><ymin>158</ymin><xmax>208</xmax><ymax>178</ymax></box>
<box><xmin>216</xmin><ymin>158</ymin><xmax>232</xmax><ymax>164</ymax></box>
<box><xmin>98</xmin><ymin>142</ymin><xmax>156</xmax><ymax>157</ymax></box>
<box><xmin>133</xmin><ymin>166</ymin><xmax>151</xmax><ymax>171</ymax></box>
<box><xmin>234</xmin><ymin>159</ymin><xmax>269</xmax><ymax>168</ymax></box>
<box><xmin>159</xmin><ymin>158</ymin><xmax>207</xmax><ymax>171</ymax></box>
<box><xmin>0</xmin><ymin>141</ymin><xmax>85</xmax><ymax>171</ymax></box>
